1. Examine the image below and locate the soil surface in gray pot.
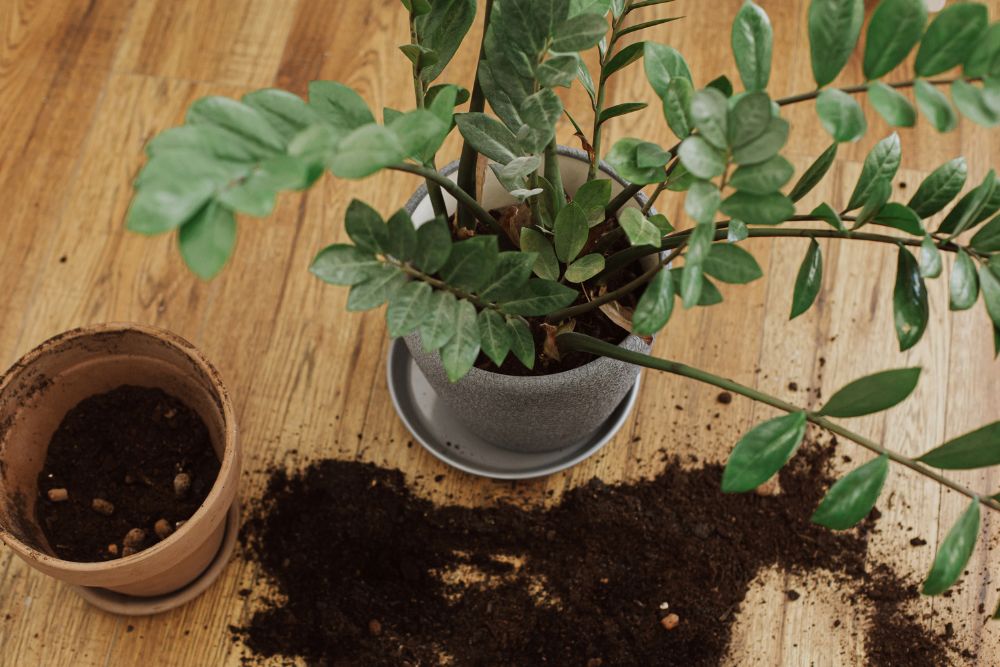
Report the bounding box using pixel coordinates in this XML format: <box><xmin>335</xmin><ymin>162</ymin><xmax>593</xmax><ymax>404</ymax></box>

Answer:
<box><xmin>232</xmin><ymin>433</ymin><xmax>969</xmax><ymax>666</ymax></box>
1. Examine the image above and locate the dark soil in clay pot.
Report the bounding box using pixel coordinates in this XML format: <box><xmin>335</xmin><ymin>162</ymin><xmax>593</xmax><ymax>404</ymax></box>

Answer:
<box><xmin>232</xmin><ymin>437</ymin><xmax>974</xmax><ymax>666</ymax></box>
<box><xmin>36</xmin><ymin>385</ymin><xmax>219</xmax><ymax>562</ymax></box>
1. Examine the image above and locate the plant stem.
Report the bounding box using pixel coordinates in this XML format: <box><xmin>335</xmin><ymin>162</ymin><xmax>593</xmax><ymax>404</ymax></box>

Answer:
<box><xmin>408</xmin><ymin>12</ymin><xmax>448</xmax><ymax>220</ymax></box>
<box><xmin>557</xmin><ymin>332</ymin><xmax>1000</xmax><ymax>514</ymax></box>
<box><xmin>391</xmin><ymin>260</ymin><xmax>497</xmax><ymax>311</ymax></box>
<box><xmin>390</xmin><ymin>162</ymin><xmax>503</xmax><ymax>235</ymax></box>
<box><xmin>588</xmin><ymin>9</ymin><xmax>629</xmax><ymax>181</ymax></box>
<box><xmin>642</xmin><ymin>181</ymin><xmax>667</xmax><ymax>215</ymax></box>
<box><xmin>456</xmin><ymin>0</ymin><xmax>494</xmax><ymax>229</ymax></box>
<box><xmin>775</xmin><ymin>77</ymin><xmax>981</xmax><ymax>107</ymax></box>
<box><xmin>545</xmin><ymin>244</ymin><xmax>685</xmax><ymax>323</ymax></box>
<box><xmin>544</xmin><ymin>139</ymin><xmax>566</xmax><ymax>210</ymax></box>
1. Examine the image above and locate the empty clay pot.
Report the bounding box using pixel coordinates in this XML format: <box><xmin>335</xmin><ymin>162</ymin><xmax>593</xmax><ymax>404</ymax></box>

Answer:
<box><xmin>0</xmin><ymin>324</ymin><xmax>239</xmax><ymax>598</ymax></box>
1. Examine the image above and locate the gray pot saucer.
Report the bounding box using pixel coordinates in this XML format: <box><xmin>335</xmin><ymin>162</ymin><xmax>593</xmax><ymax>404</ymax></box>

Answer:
<box><xmin>70</xmin><ymin>501</ymin><xmax>240</xmax><ymax>615</ymax></box>
<box><xmin>386</xmin><ymin>338</ymin><xmax>640</xmax><ymax>480</ymax></box>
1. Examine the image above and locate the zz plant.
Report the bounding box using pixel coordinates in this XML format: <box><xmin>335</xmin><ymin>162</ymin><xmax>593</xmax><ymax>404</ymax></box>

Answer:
<box><xmin>126</xmin><ymin>0</ymin><xmax>1000</xmax><ymax>612</ymax></box>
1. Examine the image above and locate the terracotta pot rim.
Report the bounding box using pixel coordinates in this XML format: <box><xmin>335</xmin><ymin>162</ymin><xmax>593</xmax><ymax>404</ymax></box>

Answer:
<box><xmin>0</xmin><ymin>322</ymin><xmax>238</xmax><ymax>573</ymax></box>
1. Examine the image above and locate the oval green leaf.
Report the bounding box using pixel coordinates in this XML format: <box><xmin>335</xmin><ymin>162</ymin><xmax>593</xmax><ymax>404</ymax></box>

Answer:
<box><xmin>818</xmin><ymin>367</ymin><xmax>922</xmax><ymax>418</ymax></box>
<box><xmin>722</xmin><ymin>411</ymin><xmax>808</xmax><ymax>493</ymax></box>
<box><xmin>811</xmin><ymin>455</ymin><xmax>889</xmax><ymax>530</ymax></box>
<box><xmin>922</xmin><ymin>500</ymin><xmax>980</xmax><ymax>596</ymax></box>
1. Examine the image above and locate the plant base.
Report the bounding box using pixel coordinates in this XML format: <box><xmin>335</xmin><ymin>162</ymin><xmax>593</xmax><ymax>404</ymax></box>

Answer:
<box><xmin>70</xmin><ymin>501</ymin><xmax>239</xmax><ymax>615</ymax></box>
<box><xmin>386</xmin><ymin>339</ymin><xmax>640</xmax><ymax>479</ymax></box>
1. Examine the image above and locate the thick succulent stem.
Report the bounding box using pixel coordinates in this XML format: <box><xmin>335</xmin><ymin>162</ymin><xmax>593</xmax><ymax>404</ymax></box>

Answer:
<box><xmin>456</xmin><ymin>0</ymin><xmax>494</xmax><ymax>229</ymax></box>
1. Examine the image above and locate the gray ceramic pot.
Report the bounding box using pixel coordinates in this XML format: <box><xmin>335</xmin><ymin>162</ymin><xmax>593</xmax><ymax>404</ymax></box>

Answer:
<box><xmin>403</xmin><ymin>146</ymin><xmax>653</xmax><ymax>453</ymax></box>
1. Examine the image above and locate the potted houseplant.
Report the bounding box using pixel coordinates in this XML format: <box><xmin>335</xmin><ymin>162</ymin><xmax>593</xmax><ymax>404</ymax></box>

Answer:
<box><xmin>0</xmin><ymin>324</ymin><xmax>240</xmax><ymax>614</ymax></box>
<box><xmin>124</xmin><ymin>0</ymin><xmax>1000</xmax><ymax>611</ymax></box>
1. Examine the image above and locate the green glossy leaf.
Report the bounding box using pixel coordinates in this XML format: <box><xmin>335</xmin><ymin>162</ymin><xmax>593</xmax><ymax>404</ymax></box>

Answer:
<box><xmin>914</xmin><ymin>2</ymin><xmax>988</xmax><ymax>77</ymax></box>
<box><xmin>346</xmin><ymin>265</ymin><xmax>407</xmax><ymax>311</ymax></box>
<box><xmin>816</xmin><ymin>88</ymin><xmax>866</xmax><ymax>143</ymax></box>
<box><xmin>619</xmin><ymin>208</ymin><xmax>662</xmax><ymax>248</ymax></box>
<box><xmin>554</xmin><ymin>203</ymin><xmax>589</xmax><ymax>262</ymax></box>
<box><xmin>690</xmin><ymin>88</ymin><xmax>729</xmax><ymax>149</ymax></box>
<box><xmin>326</xmin><ymin>125</ymin><xmax>406</xmax><ymax>179</ymax></box>
<box><xmin>919</xmin><ymin>235</ymin><xmax>943</xmax><ymax>279</ymax></box>
<box><xmin>644</xmin><ymin>42</ymin><xmax>693</xmax><ymax>98</ymax></box>
<box><xmin>606</xmin><ymin>137</ymin><xmax>665</xmax><ymax>185</ymax></box>
<box><xmin>678</xmin><ymin>136</ymin><xmax>726</xmax><ymax>179</ymax></box>
<box><xmin>853</xmin><ymin>177</ymin><xmax>891</xmax><ymax>227</ymax></box>
<box><xmin>178</xmin><ymin>202</ymin><xmax>236</xmax><ymax>280</ymax></box>
<box><xmin>703</xmin><ymin>242</ymin><xmax>762</xmax><ymax>284</ymax></box>
<box><xmin>720</xmin><ymin>191</ymin><xmax>794</xmax><ymax>226</ymax></box>
<box><xmin>908</xmin><ymin>157</ymin><xmax>968</xmax><ymax>218</ymax></box>
<box><xmin>477</xmin><ymin>308</ymin><xmax>512</xmax><ymax>366</ymax></box>
<box><xmin>790</xmin><ymin>238</ymin><xmax>823</xmax><ymax>319</ymax></box>
<box><xmin>965</xmin><ymin>22</ymin><xmax>1000</xmax><ymax>79</ymax></box>
<box><xmin>602</xmin><ymin>40</ymin><xmax>645</xmax><ymax>80</ymax></box>
<box><xmin>810</xmin><ymin>202</ymin><xmax>845</xmax><ymax>231</ymax></box>
<box><xmin>728</xmin><ymin>91</ymin><xmax>772</xmax><ymax>148</ymax></box>
<box><xmin>789</xmin><ymin>143</ymin><xmax>838</xmax><ymax>203</ymax></box>
<box><xmin>186</xmin><ymin>96</ymin><xmax>286</xmax><ymax>154</ymax></box>
<box><xmin>922</xmin><ymin>500</ymin><xmax>980</xmax><ymax>596</ymax></box>
<box><xmin>551</xmin><ymin>12</ymin><xmax>608</xmax><ymax>52</ymax></box>
<box><xmin>385</xmin><ymin>209</ymin><xmax>417</xmax><ymax>262</ymax></box>
<box><xmin>389</xmin><ymin>109</ymin><xmax>450</xmax><ymax>162</ymax></box>
<box><xmin>729</xmin><ymin>155</ymin><xmax>794</xmax><ymax>195</ymax></box>
<box><xmin>949</xmin><ymin>249</ymin><xmax>979</xmax><ymax>311</ymax></box>
<box><xmin>574</xmin><ymin>179</ymin><xmax>612</xmax><ymax>225</ymax></box>
<box><xmin>873</xmin><ymin>203</ymin><xmax>924</xmax><ymax>236</ymax></box>
<box><xmin>441</xmin><ymin>299</ymin><xmax>481</xmax><ymax>382</ymax></box>
<box><xmin>862</xmin><ymin>0</ymin><xmax>927</xmax><ymax>80</ymax></box>
<box><xmin>731</xmin><ymin>116</ymin><xmax>789</xmax><ymax>165</ymax></box>
<box><xmin>722</xmin><ymin>412</ymin><xmax>808</xmax><ymax>493</ymax></box>
<box><xmin>414</xmin><ymin>0</ymin><xmax>476</xmax><ymax>81</ymax></box>
<box><xmin>847</xmin><ymin>133</ymin><xmax>901</xmax><ymax>211</ymax></box>
<box><xmin>918</xmin><ymin>422</ymin><xmax>1000</xmax><ymax>469</ymax></box>
<box><xmin>419</xmin><ymin>291</ymin><xmax>458</xmax><ymax>351</ymax></box>
<box><xmin>310</xmin><ymin>244</ymin><xmax>381</xmax><ymax>285</ymax></box>
<box><xmin>938</xmin><ymin>169</ymin><xmax>998</xmax><ymax>236</ymax></box>
<box><xmin>635</xmin><ymin>142</ymin><xmax>671</xmax><ymax>169</ymax></box>
<box><xmin>662</xmin><ymin>76</ymin><xmax>695</xmax><ymax>139</ymax></box>
<box><xmin>570</xmin><ymin>0</ymin><xmax>611</xmax><ymax>16</ymax></box>
<box><xmin>685</xmin><ymin>180</ymin><xmax>721</xmax><ymax>224</ymax></box>
<box><xmin>564</xmin><ymin>253</ymin><xmax>605</xmax><ymax>283</ymax></box>
<box><xmin>499</xmin><ymin>278</ymin><xmax>578</xmax><ymax>316</ymax></box>
<box><xmin>519</xmin><ymin>228</ymin><xmax>560</xmax><ymax>281</ymax></box>
<box><xmin>649</xmin><ymin>213</ymin><xmax>674</xmax><ymax>235</ymax></box>
<box><xmin>440</xmin><ymin>236</ymin><xmax>498</xmax><ymax>292</ymax></box>
<box><xmin>893</xmin><ymin>245</ymin><xmax>929</xmax><ymax>351</ymax></box>
<box><xmin>915</xmin><ymin>79</ymin><xmax>958</xmax><ymax>133</ymax></box>
<box><xmin>307</xmin><ymin>81</ymin><xmax>375</xmax><ymax>134</ymax></box>
<box><xmin>344</xmin><ymin>199</ymin><xmax>388</xmax><ymax>254</ymax></box>
<box><xmin>808</xmin><ymin>0</ymin><xmax>864</xmax><ymax>88</ymax></box>
<box><xmin>454</xmin><ymin>113</ymin><xmax>520</xmax><ymax>164</ymax></box>
<box><xmin>537</xmin><ymin>55</ymin><xmax>578</xmax><ymax>88</ymax></box>
<box><xmin>506</xmin><ymin>316</ymin><xmax>535</xmax><ymax>369</ymax></box>
<box><xmin>728</xmin><ymin>219</ymin><xmax>749</xmax><ymax>242</ymax></box>
<box><xmin>479</xmin><ymin>251</ymin><xmax>537</xmax><ymax>302</ymax></box>
<box><xmin>951</xmin><ymin>80</ymin><xmax>1000</xmax><ymax>128</ymax></box>
<box><xmin>979</xmin><ymin>261</ymin><xmax>1000</xmax><ymax>328</ymax></box>
<box><xmin>707</xmin><ymin>74</ymin><xmax>734</xmax><ymax>97</ymax></box>
<box><xmin>819</xmin><ymin>367</ymin><xmax>921</xmax><ymax>417</ymax></box>
<box><xmin>632</xmin><ymin>267</ymin><xmax>674</xmax><ymax>335</ymax></box>
<box><xmin>386</xmin><ymin>280</ymin><xmax>432</xmax><ymax>337</ymax></box>
<box><xmin>731</xmin><ymin>0</ymin><xmax>772</xmax><ymax>92</ymax></box>
<box><xmin>413</xmin><ymin>216</ymin><xmax>452</xmax><ymax>274</ymax></box>
<box><xmin>971</xmin><ymin>214</ymin><xmax>1000</xmax><ymax>252</ymax></box>
<box><xmin>242</xmin><ymin>88</ymin><xmax>324</xmax><ymax>143</ymax></box>
<box><xmin>598</xmin><ymin>102</ymin><xmax>648</xmax><ymax>125</ymax></box>
<box><xmin>812</xmin><ymin>455</ymin><xmax>889</xmax><ymax>530</ymax></box>
<box><xmin>680</xmin><ymin>220</ymin><xmax>714</xmax><ymax>308</ymax></box>
<box><xmin>868</xmin><ymin>82</ymin><xmax>917</xmax><ymax>127</ymax></box>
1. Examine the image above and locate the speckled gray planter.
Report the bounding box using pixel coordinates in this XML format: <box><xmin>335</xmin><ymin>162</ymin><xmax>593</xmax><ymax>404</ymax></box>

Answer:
<box><xmin>402</xmin><ymin>147</ymin><xmax>653</xmax><ymax>453</ymax></box>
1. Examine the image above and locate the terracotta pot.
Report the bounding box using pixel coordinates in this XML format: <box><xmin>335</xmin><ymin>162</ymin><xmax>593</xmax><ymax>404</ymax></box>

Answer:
<box><xmin>403</xmin><ymin>147</ymin><xmax>655</xmax><ymax>453</ymax></box>
<box><xmin>0</xmin><ymin>324</ymin><xmax>239</xmax><ymax>597</ymax></box>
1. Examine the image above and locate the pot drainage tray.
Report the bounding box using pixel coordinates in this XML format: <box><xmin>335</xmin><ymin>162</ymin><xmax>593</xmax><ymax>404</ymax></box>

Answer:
<box><xmin>386</xmin><ymin>338</ymin><xmax>639</xmax><ymax>480</ymax></box>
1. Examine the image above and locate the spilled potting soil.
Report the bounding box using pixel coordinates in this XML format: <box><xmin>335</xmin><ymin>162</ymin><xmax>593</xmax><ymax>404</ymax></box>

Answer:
<box><xmin>233</xmin><ymin>440</ymin><xmax>974</xmax><ymax>666</ymax></box>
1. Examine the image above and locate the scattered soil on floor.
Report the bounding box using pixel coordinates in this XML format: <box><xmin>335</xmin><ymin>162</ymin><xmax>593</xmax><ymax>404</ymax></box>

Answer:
<box><xmin>36</xmin><ymin>385</ymin><xmax>219</xmax><ymax>562</ymax></box>
<box><xmin>232</xmin><ymin>440</ymin><xmax>973</xmax><ymax>666</ymax></box>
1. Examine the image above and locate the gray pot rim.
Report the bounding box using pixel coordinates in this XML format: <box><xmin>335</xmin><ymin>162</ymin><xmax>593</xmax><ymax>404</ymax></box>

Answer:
<box><xmin>404</xmin><ymin>145</ymin><xmax>655</xmax><ymax>388</ymax></box>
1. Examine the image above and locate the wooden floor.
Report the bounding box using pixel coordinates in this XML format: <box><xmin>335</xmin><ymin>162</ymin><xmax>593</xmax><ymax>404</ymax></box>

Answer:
<box><xmin>0</xmin><ymin>0</ymin><xmax>998</xmax><ymax>664</ymax></box>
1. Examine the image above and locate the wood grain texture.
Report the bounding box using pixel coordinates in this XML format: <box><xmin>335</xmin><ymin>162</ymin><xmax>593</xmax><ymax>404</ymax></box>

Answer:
<box><xmin>0</xmin><ymin>0</ymin><xmax>997</xmax><ymax>664</ymax></box>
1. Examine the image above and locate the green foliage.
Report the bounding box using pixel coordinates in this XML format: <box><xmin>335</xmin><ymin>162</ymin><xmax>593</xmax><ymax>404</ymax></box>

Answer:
<box><xmin>178</xmin><ymin>203</ymin><xmax>237</xmax><ymax>280</ymax></box>
<box><xmin>554</xmin><ymin>203</ymin><xmax>590</xmax><ymax>262</ymax></box>
<box><xmin>818</xmin><ymin>367</ymin><xmax>921</xmax><ymax>418</ymax></box>
<box><xmin>922</xmin><ymin>501</ymin><xmax>979</xmax><ymax>596</ymax></box>
<box><xmin>632</xmin><ymin>268</ymin><xmax>674</xmax><ymax>335</ymax></box>
<box><xmin>867</xmin><ymin>82</ymin><xmax>916</xmax><ymax>128</ymax></box>
<box><xmin>949</xmin><ymin>250</ymin><xmax>979</xmax><ymax>311</ymax></box>
<box><xmin>790</xmin><ymin>239</ymin><xmax>823</xmax><ymax>319</ymax></box>
<box><xmin>680</xmin><ymin>221</ymin><xmax>714</xmax><ymax>308</ymax></box>
<box><xmin>918</xmin><ymin>422</ymin><xmax>1000</xmax><ymax>470</ymax></box>
<box><xmin>848</xmin><ymin>134</ymin><xmax>901</xmax><ymax>211</ymax></box>
<box><xmin>731</xmin><ymin>0</ymin><xmax>772</xmax><ymax>92</ymax></box>
<box><xmin>913</xmin><ymin>2</ymin><xmax>987</xmax><ymax>78</ymax></box>
<box><xmin>807</xmin><ymin>0</ymin><xmax>864</xmax><ymax>88</ymax></box>
<box><xmin>908</xmin><ymin>158</ymin><xmax>968</xmax><ymax>218</ymax></box>
<box><xmin>816</xmin><ymin>89</ymin><xmax>866</xmax><ymax>143</ymax></box>
<box><xmin>811</xmin><ymin>455</ymin><xmax>889</xmax><ymax>530</ymax></box>
<box><xmin>619</xmin><ymin>208</ymin><xmax>663</xmax><ymax>248</ymax></box>
<box><xmin>702</xmin><ymin>243</ymin><xmax>762</xmax><ymax>284</ymax></box>
<box><xmin>914</xmin><ymin>79</ymin><xmax>958</xmax><ymax>133</ymax></box>
<box><xmin>862</xmin><ymin>0</ymin><xmax>927</xmax><ymax>81</ymax></box>
<box><xmin>789</xmin><ymin>144</ymin><xmax>837</xmax><ymax>202</ymax></box>
<box><xmin>722</xmin><ymin>412</ymin><xmax>807</xmax><ymax>493</ymax></box>
<box><xmin>893</xmin><ymin>245</ymin><xmax>929</xmax><ymax>351</ymax></box>
<box><xmin>720</xmin><ymin>192</ymin><xmax>794</xmax><ymax>226</ymax></box>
